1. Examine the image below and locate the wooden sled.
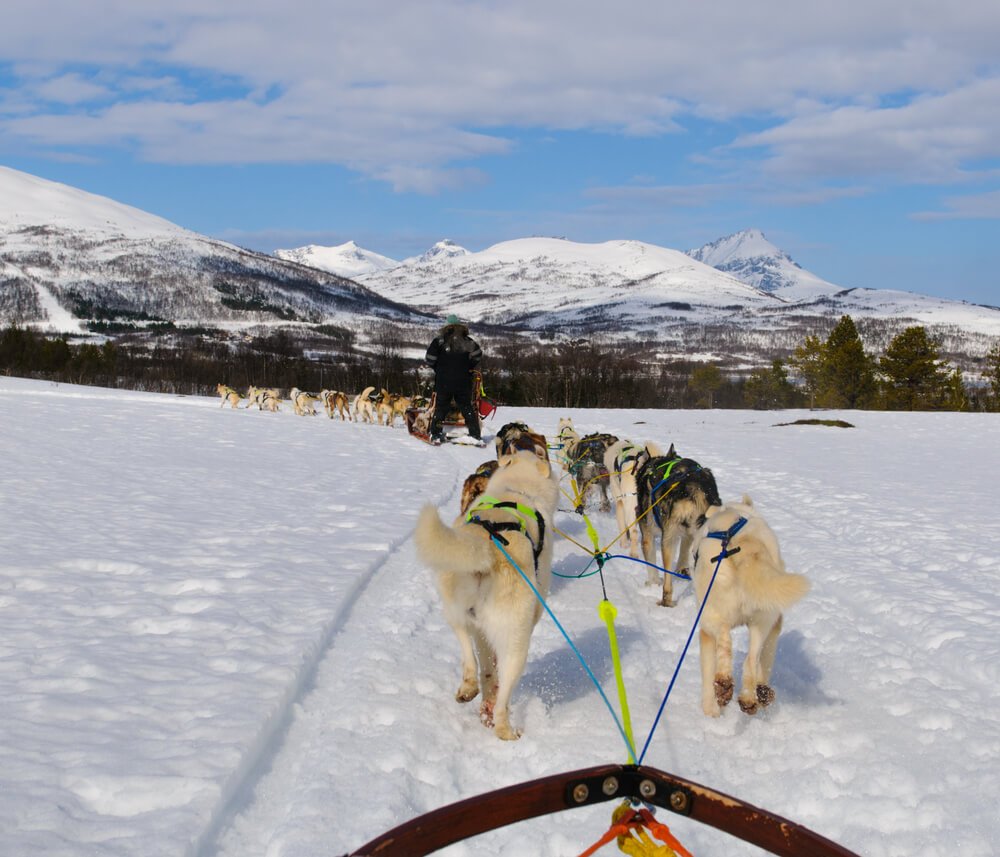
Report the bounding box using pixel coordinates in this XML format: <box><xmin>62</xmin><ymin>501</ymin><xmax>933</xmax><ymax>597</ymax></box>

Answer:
<box><xmin>344</xmin><ymin>763</ymin><xmax>860</xmax><ymax>856</ymax></box>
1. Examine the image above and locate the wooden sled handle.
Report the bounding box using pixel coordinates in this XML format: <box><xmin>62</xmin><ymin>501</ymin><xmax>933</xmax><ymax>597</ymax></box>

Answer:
<box><xmin>345</xmin><ymin>763</ymin><xmax>860</xmax><ymax>856</ymax></box>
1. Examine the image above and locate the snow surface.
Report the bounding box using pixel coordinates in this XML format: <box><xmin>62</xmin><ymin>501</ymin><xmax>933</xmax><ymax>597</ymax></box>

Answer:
<box><xmin>1</xmin><ymin>375</ymin><xmax>999</xmax><ymax>856</ymax></box>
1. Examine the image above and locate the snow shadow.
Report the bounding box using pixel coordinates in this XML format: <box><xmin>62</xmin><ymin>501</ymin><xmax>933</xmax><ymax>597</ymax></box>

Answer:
<box><xmin>521</xmin><ymin>625</ymin><xmax>645</xmax><ymax>709</ymax></box>
<box><xmin>770</xmin><ymin>631</ymin><xmax>840</xmax><ymax>708</ymax></box>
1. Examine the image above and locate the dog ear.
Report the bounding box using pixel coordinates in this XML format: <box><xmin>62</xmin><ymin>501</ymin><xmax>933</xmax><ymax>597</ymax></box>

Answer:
<box><xmin>742</xmin><ymin>494</ymin><xmax>754</xmax><ymax>507</ymax></box>
<box><xmin>667</xmin><ymin>442</ymin><xmax>676</xmax><ymax>458</ymax></box>
<box><xmin>533</xmin><ymin>456</ymin><xmax>552</xmax><ymax>478</ymax></box>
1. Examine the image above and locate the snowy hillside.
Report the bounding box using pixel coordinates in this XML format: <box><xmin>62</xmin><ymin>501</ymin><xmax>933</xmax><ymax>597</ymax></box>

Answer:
<box><xmin>2</xmin><ymin>375</ymin><xmax>998</xmax><ymax>856</ymax></box>
<box><xmin>688</xmin><ymin>228</ymin><xmax>840</xmax><ymax>301</ymax></box>
<box><xmin>0</xmin><ymin>166</ymin><xmax>425</xmax><ymax>333</ymax></box>
<box><xmin>0</xmin><ymin>165</ymin><xmax>189</xmax><ymax>239</ymax></box>
<box><xmin>274</xmin><ymin>240</ymin><xmax>400</xmax><ymax>279</ymax></box>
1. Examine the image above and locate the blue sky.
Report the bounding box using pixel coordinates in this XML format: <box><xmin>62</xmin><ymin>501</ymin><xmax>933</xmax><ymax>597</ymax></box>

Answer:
<box><xmin>2</xmin><ymin>0</ymin><xmax>998</xmax><ymax>305</ymax></box>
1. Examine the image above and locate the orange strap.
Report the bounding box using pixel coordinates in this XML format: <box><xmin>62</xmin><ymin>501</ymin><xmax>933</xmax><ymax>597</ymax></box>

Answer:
<box><xmin>575</xmin><ymin>806</ymin><xmax>693</xmax><ymax>857</ymax></box>
<box><xmin>576</xmin><ymin>810</ymin><xmax>640</xmax><ymax>857</ymax></box>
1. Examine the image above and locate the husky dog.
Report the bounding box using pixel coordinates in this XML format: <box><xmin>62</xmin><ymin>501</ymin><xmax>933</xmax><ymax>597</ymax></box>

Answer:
<box><xmin>692</xmin><ymin>496</ymin><xmax>809</xmax><ymax>717</ymax></box>
<box><xmin>494</xmin><ymin>421</ymin><xmax>549</xmax><ymax>461</ymax></box>
<box><xmin>459</xmin><ymin>459</ymin><xmax>501</xmax><ymax>516</ymax></box>
<box><xmin>635</xmin><ymin>444</ymin><xmax>721</xmax><ymax>607</ymax></box>
<box><xmin>551</xmin><ymin>417</ymin><xmax>577</xmax><ymax>470</ymax></box>
<box><xmin>376</xmin><ymin>390</ymin><xmax>412</xmax><ymax>427</ymax></box>
<box><xmin>246</xmin><ymin>386</ymin><xmax>281</xmax><ymax>411</ymax></box>
<box><xmin>415</xmin><ymin>451</ymin><xmax>560</xmax><ymax>741</ymax></box>
<box><xmin>289</xmin><ymin>388</ymin><xmax>320</xmax><ymax>416</ymax></box>
<box><xmin>603</xmin><ymin>439</ymin><xmax>663</xmax><ymax>564</ymax></box>
<box><xmin>261</xmin><ymin>390</ymin><xmax>281</xmax><ymax>412</ymax></box>
<box><xmin>216</xmin><ymin>384</ymin><xmax>241</xmax><ymax>409</ymax></box>
<box><xmin>322</xmin><ymin>390</ymin><xmax>352</xmax><ymax>421</ymax></box>
<box><xmin>558</xmin><ymin>425</ymin><xmax>618</xmax><ymax>513</ymax></box>
<box><xmin>353</xmin><ymin>386</ymin><xmax>377</xmax><ymax>424</ymax></box>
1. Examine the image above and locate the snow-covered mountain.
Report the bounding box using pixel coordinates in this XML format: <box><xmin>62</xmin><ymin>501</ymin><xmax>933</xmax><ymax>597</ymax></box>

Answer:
<box><xmin>0</xmin><ymin>166</ymin><xmax>424</xmax><ymax>334</ymax></box>
<box><xmin>359</xmin><ymin>236</ymin><xmax>781</xmax><ymax>332</ymax></box>
<box><xmin>4</xmin><ymin>165</ymin><xmax>998</xmax><ymax>361</ymax></box>
<box><xmin>274</xmin><ymin>241</ymin><xmax>399</xmax><ymax>280</ymax></box>
<box><xmin>688</xmin><ymin>228</ymin><xmax>840</xmax><ymax>301</ymax></box>
<box><xmin>404</xmin><ymin>238</ymin><xmax>471</xmax><ymax>265</ymax></box>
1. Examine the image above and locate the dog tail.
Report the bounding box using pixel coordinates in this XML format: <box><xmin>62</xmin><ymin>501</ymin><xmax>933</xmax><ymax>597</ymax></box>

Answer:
<box><xmin>741</xmin><ymin>556</ymin><xmax>810</xmax><ymax>612</ymax></box>
<box><xmin>414</xmin><ymin>504</ymin><xmax>495</xmax><ymax>574</ymax></box>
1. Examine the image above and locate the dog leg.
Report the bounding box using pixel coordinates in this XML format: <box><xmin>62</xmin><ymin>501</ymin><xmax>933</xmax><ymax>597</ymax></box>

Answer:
<box><xmin>491</xmin><ymin>632</ymin><xmax>532</xmax><ymax>741</ymax></box>
<box><xmin>739</xmin><ymin>617</ymin><xmax>778</xmax><ymax>714</ymax></box>
<box><xmin>699</xmin><ymin>628</ymin><xmax>722</xmax><ymax>717</ymax></box>
<box><xmin>753</xmin><ymin>613</ymin><xmax>783</xmax><ymax>709</ymax></box>
<box><xmin>639</xmin><ymin>519</ymin><xmax>660</xmax><ymax>587</ymax></box>
<box><xmin>659</xmin><ymin>526</ymin><xmax>678</xmax><ymax>607</ymax></box>
<box><xmin>714</xmin><ymin>626</ymin><xmax>734</xmax><ymax>710</ymax></box>
<box><xmin>449</xmin><ymin>621</ymin><xmax>480</xmax><ymax>703</ymax></box>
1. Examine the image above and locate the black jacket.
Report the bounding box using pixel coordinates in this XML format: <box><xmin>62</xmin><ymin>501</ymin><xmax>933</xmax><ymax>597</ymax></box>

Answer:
<box><xmin>425</xmin><ymin>323</ymin><xmax>483</xmax><ymax>392</ymax></box>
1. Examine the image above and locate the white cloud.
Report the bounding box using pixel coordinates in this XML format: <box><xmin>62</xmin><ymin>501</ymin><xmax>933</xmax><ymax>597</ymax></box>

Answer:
<box><xmin>32</xmin><ymin>73</ymin><xmax>110</xmax><ymax>104</ymax></box>
<box><xmin>1</xmin><ymin>0</ymin><xmax>999</xmax><ymax>191</ymax></box>
<box><xmin>731</xmin><ymin>79</ymin><xmax>1000</xmax><ymax>183</ymax></box>
<box><xmin>912</xmin><ymin>189</ymin><xmax>1000</xmax><ymax>221</ymax></box>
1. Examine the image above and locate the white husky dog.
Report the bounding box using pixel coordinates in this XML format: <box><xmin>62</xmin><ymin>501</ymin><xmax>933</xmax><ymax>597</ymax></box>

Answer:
<box><xmin>415</xmin><ymin>451</ymin><xmax>560</xmax><ymax>741</ymax></box>
<box><xmin>603</xmin><ymin>439</ymin><xmax>662</xmax><ymax>570</ymax></box>
<box><xmin>692</xmin><ymin>496</ymin><xmax>810</xmax><ymax>717</ymax></box>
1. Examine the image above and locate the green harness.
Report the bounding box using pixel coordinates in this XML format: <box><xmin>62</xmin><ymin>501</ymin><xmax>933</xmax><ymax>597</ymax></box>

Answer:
<box><xmin>466</xmin><ymin>494</ymin><xmax>547</xmax><ymax>570</ymax></box>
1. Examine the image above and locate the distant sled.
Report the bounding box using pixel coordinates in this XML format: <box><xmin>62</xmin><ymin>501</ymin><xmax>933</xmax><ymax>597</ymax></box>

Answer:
<box><xmin>405</xmin><ymin>369</ymin><xmax>497</xmax><ymax>445</ymax></box>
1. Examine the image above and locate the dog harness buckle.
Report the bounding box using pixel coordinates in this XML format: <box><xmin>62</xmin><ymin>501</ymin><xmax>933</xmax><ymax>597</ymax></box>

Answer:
<box><xmin>705</xmin><ymin>516</ymin><xmax>748</xmax><ymax>563</ymax></box>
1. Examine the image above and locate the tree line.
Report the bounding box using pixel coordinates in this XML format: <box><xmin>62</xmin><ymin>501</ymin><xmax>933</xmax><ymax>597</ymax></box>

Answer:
<box><xmin>2</xmin><ymin>317</ymin><xmax>999</xmax><ymax>411</ymax></box>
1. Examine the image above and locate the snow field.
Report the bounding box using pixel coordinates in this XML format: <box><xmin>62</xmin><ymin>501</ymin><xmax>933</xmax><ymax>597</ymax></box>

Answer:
<box><xmin>1</xmin><ymin>379</ymin><xmax>998</xmax><ymax>856</ymax></box>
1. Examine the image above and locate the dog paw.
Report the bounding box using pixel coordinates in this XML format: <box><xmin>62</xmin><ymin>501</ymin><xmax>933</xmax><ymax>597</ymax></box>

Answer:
<box><xmin>455</xmin><ymin>683</ymin><xmax>479</xmax><ymax>703</ymax></box>
<box><xmin>714</xmin><ymin>677</ymin><xmax>733</xmax><ymax>707</ymax></box>
<box><xmin>479</xmin><ymin>700</ymin><xmax>495</xmax><ymax>728</ymax></box>
<box><xmin>494</xmin><ymin>722</ymin><xmax>522</xmax><ymax>741</ymax></box>
<box><xmin>738</xmin><ymin>696</ymin><xmax>759</xmax><ymax>715</ymax></box>
<box><xmin>702</xmin><ymin>699</ymin><xmax>722</xmax><ymax>717</ymax></box>
<box><xmin>756</xmin><ymin>684</ymin><xmax>775</xmax><ymax>707</ymax></box>
<box><xmin>657</xmin><ymin>596</ymin><xmax>675</xmax><ymax>607</ymax></box>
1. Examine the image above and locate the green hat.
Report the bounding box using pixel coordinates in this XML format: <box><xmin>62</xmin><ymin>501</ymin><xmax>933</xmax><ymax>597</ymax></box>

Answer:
<box><xmin>446</xmin><ymin>314</ymin><xmax>459</xmax><ymax>324</ymax></box>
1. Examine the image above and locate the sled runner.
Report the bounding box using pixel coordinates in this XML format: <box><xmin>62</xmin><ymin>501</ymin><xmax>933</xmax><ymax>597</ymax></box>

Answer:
<box><xmin>343</xmin><ymin>763</ymin><xmax>860</xmax><ymax>856</ymax></box>
<box><xmin>405</xmin><ymin>370</ymin><xmax>497</xmax><ymax>444</ymax></box>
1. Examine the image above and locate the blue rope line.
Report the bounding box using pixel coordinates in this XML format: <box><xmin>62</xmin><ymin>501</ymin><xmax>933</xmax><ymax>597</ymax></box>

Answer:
<box><xmin>637</xmin><ymin>549</ymin><xmax>726</xmax><ymax>765</ymax></box>
<box><xmin>603</xmin><ymin>554</ymin><xmax>692</xmax><ymax>580</ymax></box>
<box><xmin>489</xmin><ymin>536</ymin><xmax>638</xmax><ymax>763</ymax></box>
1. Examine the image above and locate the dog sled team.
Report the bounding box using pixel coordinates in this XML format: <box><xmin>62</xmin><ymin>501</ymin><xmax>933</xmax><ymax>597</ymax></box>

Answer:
<box><xmin>214</xmin><ymin>382</ymin><xmax>414</xmax><ymax>427</ymax></box>
<box><xmin>417</xmin><ymin>416</ymin><xmax>810</xmax><ymax>741</ymax></box>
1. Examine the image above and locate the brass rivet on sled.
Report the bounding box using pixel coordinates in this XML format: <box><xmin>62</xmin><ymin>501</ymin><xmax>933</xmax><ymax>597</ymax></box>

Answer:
<box><xmin>669</xmin><ymin>790</ymin><xmax>689</xmax><ymax>812</ymax></box>
<box><xmin>639</xmin><ymin>779</ymin><xmax>656</xmax><ymax>799</ymax></box>
<box><xmin>602</xmin><ymin>776</ymin><xmax>619</xmax><ymax>796</ymax></box>
<box><xmin>572</xmin><ymin>783</ymin><xmax>590</xmax><ymax>803</ymax></box>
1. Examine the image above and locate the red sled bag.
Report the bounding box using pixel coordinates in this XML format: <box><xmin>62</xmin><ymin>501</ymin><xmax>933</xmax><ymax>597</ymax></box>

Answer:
<box><xmin>478</xmin><ymin>396</ymin><xmax>497</xmax><ymax>419</ymax></box>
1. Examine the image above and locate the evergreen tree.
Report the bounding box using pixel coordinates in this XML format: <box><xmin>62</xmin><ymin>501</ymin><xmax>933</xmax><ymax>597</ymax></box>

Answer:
<box><xmin>688</xmin><ymin>363</ymin><xmax>724</xmax><ymax>408</ymax></box>
<box><xmin>984</xmin><ymin>341</ymin><xmax>1000</xmax><ymax>411</ymax></box>
<box><xmin>879</xmin><ymin>326</ymin><xmax>951</xmax><ymax>410</ymax></box>
<box><xmin>790</xmin><ymin>334</ymin><xmax>825</xmax><ymax>409</ymax></box>
<box><xmin>818</xmin><ymin>315</ymin><xmax>877</xmax><ymax>409</ymax></box>
<box><xmin>744</xmin><ymin>359</ymin><xmax>799</xmax><ymax>409</ymax></box>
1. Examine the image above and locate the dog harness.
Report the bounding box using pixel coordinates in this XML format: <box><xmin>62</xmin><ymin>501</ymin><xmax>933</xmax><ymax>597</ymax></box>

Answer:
<box><xmin>466</xmin><ymin>494</ymin><xmax>547</xmax><ymax>570</ymax></box>
<box><xmin>702</xmin><ymin>515</ymin><xmax>748</xmax><ymax>563</ymax></box>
